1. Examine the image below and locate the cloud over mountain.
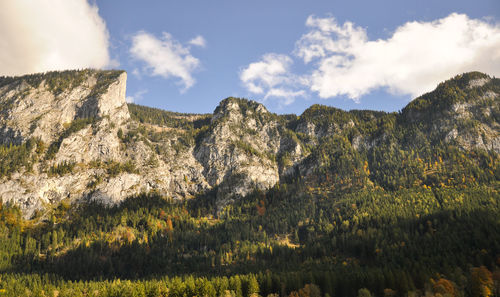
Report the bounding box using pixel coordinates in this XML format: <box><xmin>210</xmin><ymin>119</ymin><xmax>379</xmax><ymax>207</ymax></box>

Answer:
<box><xmin>0</xmin><ymin>0</ymin><xmax>111</xmax><ymax>76</ymax></box>
<box><xmin>239</xmin><ymin>53</ymin><xmax>307</xmax><ymax>105</ymax></box>
<box><xmin>241</xmin><ymin>13</ymin><xmax>500</xmax><ymax>103</ymax></box>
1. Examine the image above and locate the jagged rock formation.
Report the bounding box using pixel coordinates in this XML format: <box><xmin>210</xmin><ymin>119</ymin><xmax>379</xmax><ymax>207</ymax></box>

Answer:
<box><xmin>0</xmin><ymin>70</ymin><xmax>498</xmax><ymax>217</ymax></box>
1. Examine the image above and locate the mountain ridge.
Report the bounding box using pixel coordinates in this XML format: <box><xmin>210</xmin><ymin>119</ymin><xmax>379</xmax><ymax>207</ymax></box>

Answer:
<box><xmin>0</xmin><ymin>69</ymin><xmax>498</xmax><ymax>217</ymax></box>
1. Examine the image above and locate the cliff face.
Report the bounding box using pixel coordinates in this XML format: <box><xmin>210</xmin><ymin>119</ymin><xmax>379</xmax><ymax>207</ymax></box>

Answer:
<box><xmin>0</xmin><ymin>70</ymin><xmax>498</xmax><ymax>217</ymax></box>
<box><xmin>0</xmin><ymin>70</ymin><xmax>132</xmax><ymax>214</ymax></box>
<box><xmin>0</xmin><ymin>70</ymin><xmax>129</xmax><ymax>145</ymax></box>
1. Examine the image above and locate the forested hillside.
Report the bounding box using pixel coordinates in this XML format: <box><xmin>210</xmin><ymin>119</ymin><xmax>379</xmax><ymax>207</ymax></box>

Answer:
<box><xmin>0</xmin><ymin>71</ymin><xmax>498</xmax><ymax>297</ymax></box>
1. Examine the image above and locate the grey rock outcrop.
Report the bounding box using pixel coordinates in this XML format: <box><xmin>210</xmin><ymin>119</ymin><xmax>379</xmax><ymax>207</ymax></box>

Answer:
<box><xmin>195</xmin><ymin>98</ymin><xmax>281</xmax><ymax>209</ymax></box>
<box><xmin>0</xmin><ymin>70</ymin><xmax>135</xmax><ymax>216</ymax></box>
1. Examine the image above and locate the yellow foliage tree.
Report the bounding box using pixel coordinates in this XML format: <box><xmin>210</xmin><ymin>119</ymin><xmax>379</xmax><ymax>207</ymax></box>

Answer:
<box><xmin>432</xmin><ymin>278</ymin><xmax>456</xmax><ymax>297</ymax></box>
<box><xmin>470</xmin><ymin>266</ymin><xmax>493</xmax><ymax>297</ymax></box>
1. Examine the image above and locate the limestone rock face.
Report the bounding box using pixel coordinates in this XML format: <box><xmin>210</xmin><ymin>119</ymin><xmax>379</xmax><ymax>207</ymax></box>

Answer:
<box><xmin>432</xmin><ymin>84</ymin><xmax>499</xmax><ymax>153</ymax></box>
<box><xmin>195</xmin><ymin>98</ymin><xmax>281</xmax><ymax>208</ymax></box>
<box><xmin>444</xmin><ymin>94</ymin><xmax>500</xmax><ymax>153</ymax></box>
<box><xmin>0</xmin><ymin>71</ymin><xmax>132</xmax><ymax>216</ymax></box>
<box><xmin>0</xmin><ymin>71</ymin><xmax>129</xmax><ymax>145</ymax></box>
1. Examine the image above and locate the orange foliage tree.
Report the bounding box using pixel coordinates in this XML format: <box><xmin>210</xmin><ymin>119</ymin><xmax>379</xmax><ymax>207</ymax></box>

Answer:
<box><xmin>470</xmin><ymin>266</ymin><xmax>493</xmax><ymax>297</ymax></box>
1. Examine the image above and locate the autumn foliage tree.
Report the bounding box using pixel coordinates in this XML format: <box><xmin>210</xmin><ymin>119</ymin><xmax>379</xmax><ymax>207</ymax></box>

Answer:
<box><xmin>470</xmin><ymin>266</ymin><xmax>493</xmax><ymax>297</ymax></box>
<box><xmin>432</xmin><ymin>278</ymin><xmax>456</xmax><ymax>297</ymax></box>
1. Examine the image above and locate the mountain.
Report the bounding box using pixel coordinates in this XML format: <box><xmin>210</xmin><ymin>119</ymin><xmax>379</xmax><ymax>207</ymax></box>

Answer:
<box><xmin>0</xmin><ymin>70</ymin><xmax>499</xmax><ymax>297</ymax></box>
<box><xmin>0</xmin><ymin>70</ymin><xmax>498</xmax><ymax>217</ymax></box>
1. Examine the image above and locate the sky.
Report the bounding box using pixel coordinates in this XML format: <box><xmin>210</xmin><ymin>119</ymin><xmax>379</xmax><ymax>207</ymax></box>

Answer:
<box><xmin>0</xmin><ymin>1</ymin><xmax>499</xmax><ymax>115</ymax></box>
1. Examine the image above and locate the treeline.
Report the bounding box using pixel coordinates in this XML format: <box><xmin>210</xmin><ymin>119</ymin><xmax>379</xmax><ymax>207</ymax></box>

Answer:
<box><xmin>128</xmin><ymin>103</ymin><xmax>211</xmax><ymax>130</ymax></box>
<box><xmin>0</xmin><ymin>69</ymin><xmax>124</xmax><ymax>96</ymax></box>
<box><xmin>0</xmin><ymin>268</ymin><xmax>497</xmax><ymax>297</ymax></box>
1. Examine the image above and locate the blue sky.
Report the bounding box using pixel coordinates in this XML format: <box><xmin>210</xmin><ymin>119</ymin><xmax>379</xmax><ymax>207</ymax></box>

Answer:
<box><xmin>1</xmin><ymin>0</ymin><xmax>499</xmax><ymax>115</ymax></box>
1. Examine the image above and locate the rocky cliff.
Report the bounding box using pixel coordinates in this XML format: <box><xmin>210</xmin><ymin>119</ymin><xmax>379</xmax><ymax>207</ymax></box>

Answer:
<box><xmin>0</xmin><ymin>70</ymin><xmax>498</xmax><ymax>217</ymax></box>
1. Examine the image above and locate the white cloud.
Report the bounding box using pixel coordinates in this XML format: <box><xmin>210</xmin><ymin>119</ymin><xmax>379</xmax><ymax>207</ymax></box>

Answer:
<box><xmin>126</xmin><ymin>89</ymin><xmax>148</xmax><ymax>103</ymax></box>
<box><xmin>130</xmin><ymin>31</ymin><xmax>201</xmax><ymax>91</ymax></box>
<box><xmin>295</xmin><ymin>13</ymin><xmax>500</xmax><ymax>100</ymax></box>
<box><xmin>264</xmin><ymin>89</ymin><xmax>306</xmax><ymax>106</ymax></box>
<box><xmin>189</xmin><ymin>35</ymin><xmax>206</xmax><ymax>48</ymax></box>
<box><xmin>295</xmin><ymin>16</ymin><xmax>368</xmax><ymax>64</ymax></box>
<box><xmin>240</xmin><ymin>54</ymin><xmax>292</xmax><ymax>94</ymax></box>
<box><xmin>0</xmin><ymin>0</ymin><xmax>111</xmax><ymax>76</ymax></box>
<box><xmin>239</xmin><ymin>53</ymin><xmax>306</xmax><ymax>105</ymax></box>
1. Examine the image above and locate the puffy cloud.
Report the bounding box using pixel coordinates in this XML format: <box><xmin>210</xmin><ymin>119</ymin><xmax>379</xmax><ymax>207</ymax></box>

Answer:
<box><xmin>241</xmin><ymin>13</ymin><xmax>500</xmax><ymax>104</ymax></box>
<box><xmin>264</xmin><ymin>89</ymin><xmax>306</xmax><ymax>106</ymax></box>
<box><xmin>240</xmin><ymin>54</ymin><xmax>292</xmax><ymax>94</ymax></box>
<box><xmin>239</xmin><ymin>53</ymin><xmax>306</xmax><ymax>105</ymax></box>
<box><xmin>130</xmin><ymin>31</ymin><xmax>201</xmax><ymax>91</ymax></box>
<box><xmin>0</xmin><ymin>0</ymin><xmax>111</xmax><ymax>76</ymax></box>
<box><xmin>295</xmin><ymin>16</ymin><xmax>368</xmax><ymax>64</ymax></box>
<box><xmin>296</xmin><ymin>13</ymin><xmax>500</xmax><ymax>100</ymax></box>
<box><xmin>189</xmin><ymin>35</ymin><xmax>207</xmax><ymax>48</ymax></box>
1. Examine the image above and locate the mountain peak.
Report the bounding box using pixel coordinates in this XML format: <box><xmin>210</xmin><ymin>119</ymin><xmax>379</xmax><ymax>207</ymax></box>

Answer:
<box><xmin>402</xmin><ymin>71</ymin><xmax>498</xmax><ymax>117</ymax></box>
<box><xmin>212</xmin><ymin>97</ymin><xmax>269</xmax><ymax>123</ymax></box>
<box><xmin>214</xmin><ymin>97</ymin><xmax>268</xmax><ymax>113</ymax></box>
<box><xmin>450</xmin><ymin>71</ymin><xmax>491</xmax><ymax>88</ymax></box>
